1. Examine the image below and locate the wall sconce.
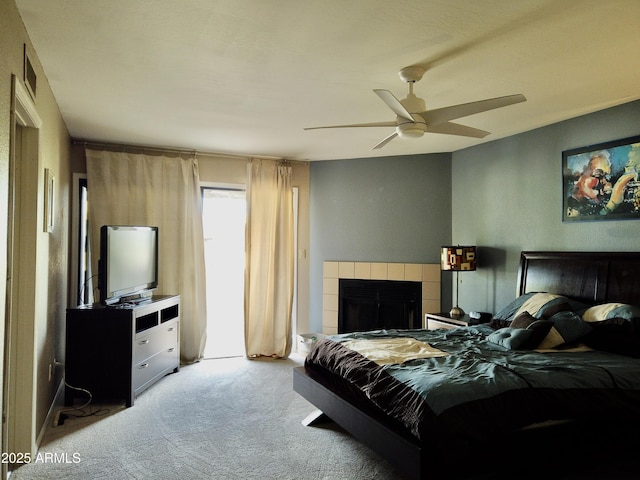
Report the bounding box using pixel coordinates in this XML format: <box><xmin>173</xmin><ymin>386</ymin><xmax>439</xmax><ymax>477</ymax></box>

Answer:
<box><xmin>441</xmin><ymin>246</ymin><xmax>476</xmax><ymax>318</ymax></box>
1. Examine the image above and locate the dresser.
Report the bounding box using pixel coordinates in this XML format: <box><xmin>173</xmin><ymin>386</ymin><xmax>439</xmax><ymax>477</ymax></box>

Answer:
<box><xmin>65</xmin><ymin>295</ymin><xmax>180</xmax><ymax>407</ymax></box>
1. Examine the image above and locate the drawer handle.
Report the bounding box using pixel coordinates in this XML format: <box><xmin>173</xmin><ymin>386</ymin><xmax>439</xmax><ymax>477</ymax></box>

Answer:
<box><xmin>168</xmin><ymin>347</ymin><xmax>175</xmax><ymax>352</ymax></box>
<box><xmin>168</xmin><ymin>327</ymin><xmax>175</xmax><ymax>332</ymax></box>
<box><xmin>139</xmin><ymin>363</ymin><xmax>149</xmax><ymax>369</ymax></box>
<box><xmin>138</xmin><ymin>339</ymin><xmax>150</xmax><ymax>345</ymax></box>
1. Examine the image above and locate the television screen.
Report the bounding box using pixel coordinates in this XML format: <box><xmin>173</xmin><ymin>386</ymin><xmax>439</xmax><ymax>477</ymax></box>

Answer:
<box><xmin>99</xmin><ymin>225</ymin><xmax>158</xmax><ymax>305</ymax></box>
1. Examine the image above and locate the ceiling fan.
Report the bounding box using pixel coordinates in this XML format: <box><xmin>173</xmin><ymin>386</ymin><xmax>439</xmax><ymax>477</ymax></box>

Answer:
<box><xmin>304</xmin><ymin>66</ymin><xmax>526</xmax><ymax>149</ymax></box>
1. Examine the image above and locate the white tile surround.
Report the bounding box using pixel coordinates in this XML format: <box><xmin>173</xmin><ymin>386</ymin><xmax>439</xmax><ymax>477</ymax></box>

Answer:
<box><xmin>322</xmin><ymin>261</ymin><xmax>441</xmax><ymax>335</ymax></box>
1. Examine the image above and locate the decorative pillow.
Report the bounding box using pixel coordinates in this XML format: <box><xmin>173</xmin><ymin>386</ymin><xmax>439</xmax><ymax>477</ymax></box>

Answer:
<box><xmin>524</xmin><ymin>319</ymin><xmax>555</xmax><ymax>349</ymax></box>
<box><xmin>537</xmin><ymin>311</ymin><xmax>593</xmax><ymax>349</ymax></box>
<box><xmin>509</xmin><ymin>311</ymin><xmax>552</xmax><ymax>349</ymax></box>
<box><xmin>510</xmin><ymin>311</ymin><xmax>538</xmax><ymax>329</ymax></box>
<box><xmin>488</xmin><ymin>328</ymin><xmax>534</xmax><ymax>350</ymax></box>
<box><xmin>582</xmin><ymin>303</ymin><xmax>640</xmax><ymax>322</ymax></box>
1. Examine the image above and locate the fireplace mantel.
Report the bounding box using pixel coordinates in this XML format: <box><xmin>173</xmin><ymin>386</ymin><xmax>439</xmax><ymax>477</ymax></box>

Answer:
<box><xmin>323</xmin><ymin>261</ymin><xmax>440</xmax><ymax>335</ymax></box>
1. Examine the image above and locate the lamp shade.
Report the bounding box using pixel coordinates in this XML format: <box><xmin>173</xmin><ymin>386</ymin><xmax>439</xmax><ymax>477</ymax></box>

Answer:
<box><xmin>441</xmin><ymin>246</ymin><xmax>476</xmax><ymax>271</ymax></box>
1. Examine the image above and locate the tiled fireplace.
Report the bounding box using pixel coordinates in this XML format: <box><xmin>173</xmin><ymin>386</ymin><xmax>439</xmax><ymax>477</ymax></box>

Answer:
<box><xmin>322</xmin><ymin>261</ymin><xmax>441</xmax><ymax>335</ymax></box>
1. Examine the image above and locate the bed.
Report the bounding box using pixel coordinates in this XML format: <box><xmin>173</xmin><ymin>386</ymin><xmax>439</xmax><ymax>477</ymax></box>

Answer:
<box><xmin>293</xmin><ymin>251</ymin><xmax>640</xmax><ymax>479</ymax></box>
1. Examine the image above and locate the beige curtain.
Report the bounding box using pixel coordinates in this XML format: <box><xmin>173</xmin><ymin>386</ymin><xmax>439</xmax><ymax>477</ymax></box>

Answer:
<box><xmin>85</xmin><ymin>149</ymin><xmax>207</xmax><ymax>363</ymax></box>
<box><xmin>244</xmin><ymin>159</ymin><xmax>294</xmax><ymax>358</ymax></box>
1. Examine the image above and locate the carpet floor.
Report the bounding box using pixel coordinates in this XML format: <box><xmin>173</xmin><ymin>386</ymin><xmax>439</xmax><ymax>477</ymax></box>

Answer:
<box><xmin>10</xmin><ymin>354</ymin><xmax>640</xmax><ymax>480</ymax></box>
<box><xmin>10</xmin><ymin>355</ymin><xmax>404</xmax><ymax>480</ymax></box>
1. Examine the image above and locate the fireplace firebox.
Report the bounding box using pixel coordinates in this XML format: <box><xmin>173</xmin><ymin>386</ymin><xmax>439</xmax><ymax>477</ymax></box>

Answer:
<box><xmin>338</xmin><ymin>279</ymin><xmax>422</xmax><ymax>334</ymax></box>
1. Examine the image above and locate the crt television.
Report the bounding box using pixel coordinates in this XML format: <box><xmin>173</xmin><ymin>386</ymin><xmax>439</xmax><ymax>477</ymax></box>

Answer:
<box><xmin>99</xmin><ymin>225</ymin><xmax>159</xmax><ymax>305</ymax></box>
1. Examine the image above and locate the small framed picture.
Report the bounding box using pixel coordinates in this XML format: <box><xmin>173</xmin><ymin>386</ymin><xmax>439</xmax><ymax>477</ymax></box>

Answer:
<box><xmin>562</xmin><ymin>135</ymin><xmax>640</xmax><ymax>221</ymax></box>
<box><xmin>44</xmin><ymin>168</ymin><xmax>54</xmax><ymax>233</ymax></box>
<box><xmin>23</xmin><ymin>44</ymin><xmax>37</xmax><ymax>100</ymax></box>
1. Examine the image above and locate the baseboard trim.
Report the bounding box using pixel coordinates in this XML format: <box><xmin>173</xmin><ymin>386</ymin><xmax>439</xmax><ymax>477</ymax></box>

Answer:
<box><xmin>38</xmin><ymin>378</ymin><xmax>65</xmax><ymax>445</ymax></box>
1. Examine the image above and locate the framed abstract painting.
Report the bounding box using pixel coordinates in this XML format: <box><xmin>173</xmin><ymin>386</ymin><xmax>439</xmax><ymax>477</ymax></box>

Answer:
<box><xmin>562</xmin><ymin>135</ymin><xmax>640</xmax><ymax>221</ymax></box>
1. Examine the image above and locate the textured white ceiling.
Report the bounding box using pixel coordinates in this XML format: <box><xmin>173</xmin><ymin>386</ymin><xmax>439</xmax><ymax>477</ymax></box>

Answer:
<box><xmin>15</xmin><ymin>0</ymin><xmax>640</xmax><ymax>161</ymax></box>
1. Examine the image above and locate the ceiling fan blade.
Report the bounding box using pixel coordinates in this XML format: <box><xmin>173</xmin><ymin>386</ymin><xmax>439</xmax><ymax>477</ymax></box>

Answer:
<box><xmin>427</xmin><ymin>122</ymin><xmax>490</xmax><ymax>138</ymax></box>
<box><xmin>372</xmin><ymin>131</ymin><xmax>398</xmax><ymax>150</ymax></box>
<box><xmin>304</xmin><ymin>121</ymin><xmax>396</xmax><ymax>130</ymax></box>
<box><xmin>421</xmin><ymin>94</ymin><xmax>526</xmax><ymax>126</ymax></box>
<box><xmin>373</xmin><ymin>89</ymin><xmax>414</xmax><ymax>122</ymax></box>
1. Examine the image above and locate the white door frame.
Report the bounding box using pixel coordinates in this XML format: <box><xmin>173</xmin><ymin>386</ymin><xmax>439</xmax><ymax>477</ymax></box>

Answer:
<box><xmin>2</xmin><ymin>75</ymin><xmax>42</xmax><ymax>478</ymax></box>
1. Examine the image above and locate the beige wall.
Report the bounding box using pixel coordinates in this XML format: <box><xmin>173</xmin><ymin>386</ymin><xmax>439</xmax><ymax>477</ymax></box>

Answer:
<box><xmin>1</xmin><ymin>0</ymin><xmax>71</xmax><ymax>458</ymax></box>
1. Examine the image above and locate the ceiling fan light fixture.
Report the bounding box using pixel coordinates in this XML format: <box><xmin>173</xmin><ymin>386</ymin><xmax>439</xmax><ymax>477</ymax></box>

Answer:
<box><xmin>396</xmin><ymin>120</ymin><xmax>426</xmax><ymax>138</ymax></box>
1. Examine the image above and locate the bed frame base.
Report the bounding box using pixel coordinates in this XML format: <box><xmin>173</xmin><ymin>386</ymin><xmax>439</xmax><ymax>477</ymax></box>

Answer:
<box><xmin>300</xmin><ymin>408</ymin><xmax>329</xmax><ymax>427</ymax></box>
<box><xmin>293</xmin><ymin>366</ymin><xmax>424</xmax><ymax>480</ymax></box>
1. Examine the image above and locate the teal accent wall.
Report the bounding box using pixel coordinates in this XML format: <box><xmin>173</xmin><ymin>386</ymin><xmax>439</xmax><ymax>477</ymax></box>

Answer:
<box><xmin>452</xmin><ymin>100</ymin><xmax>640</xmax><ymax>315</ymax></box>
<box><xmin>309</xmin><ymin>154</ymin><xmax>452</xmax><ymax>333</ymax></box>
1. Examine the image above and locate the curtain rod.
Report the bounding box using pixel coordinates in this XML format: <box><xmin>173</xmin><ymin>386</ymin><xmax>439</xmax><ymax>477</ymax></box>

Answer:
<box><xmin>72</xmin><ymin>138</ymin><xmax>309</xmax><ymax>164</ymax></box>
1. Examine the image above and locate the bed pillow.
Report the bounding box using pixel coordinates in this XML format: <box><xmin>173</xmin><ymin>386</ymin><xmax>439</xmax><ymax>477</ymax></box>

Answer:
<box><xmin>513</xmin><ymin>293</ymin><xmax>567</xmax><ymax>320</ymax></box>
<box><xmin>582</xmin><ymin>317</ymin><xmax>640</xmax><ymax>358</ymax></box>
<box><xmin>536</xmin><ymin>311</ymin><xmax>593</xmax><ymax>349</ymax></box>
<box><xmin>582</xmin><ymin>303</ymin><xmax>640</xmax><ymax>322</ymax></box>
<box><xmin>487</xmin><ymin>328</ymin><xmax>534</xmax><ymax>350</ymax></box>
<box><xmin>490</xmin><ymin>293</ymin><xmax>538</xmax><ymax>328</ymax></box>
<box><xmin>538</xmin><ymin>301</ymin><xmax>573</xmax><ymax>320</ymax></box>
<box><xmin>490</xmin><ymin>293</ymin><xmax>575</xmax><ymax>330</ymax></box>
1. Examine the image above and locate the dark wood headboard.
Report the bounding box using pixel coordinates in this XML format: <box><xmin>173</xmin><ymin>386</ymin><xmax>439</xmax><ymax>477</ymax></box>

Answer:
<box><xmin>517</xmin><ymin>251</ymin><xmax>640</xmax><ymax>306</ymax></box>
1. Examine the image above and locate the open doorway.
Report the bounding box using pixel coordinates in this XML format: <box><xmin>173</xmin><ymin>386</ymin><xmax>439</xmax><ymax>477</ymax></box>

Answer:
<box><xmin>202</xmin><ymin>187</ymin><xmax>246</xmax><ymax>358</ymax></box>
<box><xmin>201</xmin><ymin>185</ymin><xmax>299</xmax><ymax>358</ymax></box>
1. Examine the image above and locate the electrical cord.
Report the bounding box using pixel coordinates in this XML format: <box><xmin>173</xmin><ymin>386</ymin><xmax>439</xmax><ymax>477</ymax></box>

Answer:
<box><xmin>53</xmin><ymin>380</ymin><xmax>110</xmax><ymax>426</ymax></box>
<box><xmin>77</xmin><ymin>274</ymin><xmax>98</xmax><ymax>305</ymax></box>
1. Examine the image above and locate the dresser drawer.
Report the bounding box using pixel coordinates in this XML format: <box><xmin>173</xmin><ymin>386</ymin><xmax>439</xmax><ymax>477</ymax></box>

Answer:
<box><xmin>427</xmin><ymin>318</ymin><xmax>460</xmax><ymax>330</ymax></box>
<box><xmin>425</xmin><ymin>314</ymin><xmax>470</xmax><ymax>330</ymax></box>
<box><xmin>133</xmin><ymin>346</ymin><xmax>179</xmax><ymax>393</ymax></box>
<box><xmin>133</xmin><ymin>321</ymin><xmax>178</xmax><ymax>364</ymax></box>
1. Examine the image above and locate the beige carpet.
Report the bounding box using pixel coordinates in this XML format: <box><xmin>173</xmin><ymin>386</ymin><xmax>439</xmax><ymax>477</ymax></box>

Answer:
<box><xmin>10</xmin><ymin>354</ymin><xmax>640</xmax><ymax>480</ymax></box>
<box><xmin>10</xmin><ymin>355</ymin><xmax>404</xmax><ymax>480</ymax></box>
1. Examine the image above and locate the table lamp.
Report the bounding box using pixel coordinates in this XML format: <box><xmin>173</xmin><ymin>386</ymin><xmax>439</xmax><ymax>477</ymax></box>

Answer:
<box><xmin>441</xmin><ymin>246</ymin><xmax>476</xmax><ymax>319</ymax></box>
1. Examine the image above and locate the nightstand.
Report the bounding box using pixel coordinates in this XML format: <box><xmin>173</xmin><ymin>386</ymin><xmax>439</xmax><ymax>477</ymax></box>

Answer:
<box><xmin>425</xmin><ymin>313</ymin><xmax>472</xmax><ymax>330</ymax></box>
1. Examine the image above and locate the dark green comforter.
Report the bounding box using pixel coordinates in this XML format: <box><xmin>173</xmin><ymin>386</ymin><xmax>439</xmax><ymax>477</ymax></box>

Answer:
<box><xmin>305</xmin><ymin>326</ymin><xmax>640</xmax><ymax>442</ymax></box>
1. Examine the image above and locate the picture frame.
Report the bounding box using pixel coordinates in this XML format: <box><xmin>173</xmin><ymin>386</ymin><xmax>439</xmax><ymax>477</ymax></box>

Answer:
<box><xmin>23</xmin><ymin>44</ymin><xmax>37</xmax><ymax>100</ymax></box>
<box><xmin>44</xmin><ymin>168</ymin><xmax>54</xmax><ymax>233</ymax></box>
<box><xmin>562</xmin><ymin>134</ymin><xmax>640</xmax><ymax>222</ymax></box>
